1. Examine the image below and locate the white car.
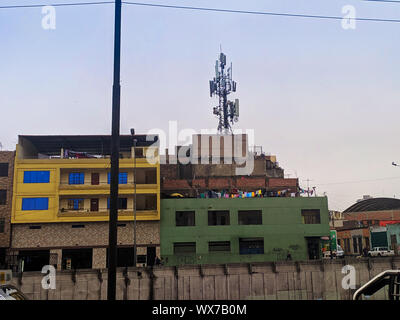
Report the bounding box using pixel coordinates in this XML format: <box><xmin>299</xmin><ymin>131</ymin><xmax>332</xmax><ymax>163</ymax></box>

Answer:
<box><xmin>335</xmin><ymin>245</ymin><xmax>345</xmax><ymax>258</ymax></box>
<box><xmin>368</xmin><ymin>247</ymin><xmax>395</xmax><ymax>257</ymax></box>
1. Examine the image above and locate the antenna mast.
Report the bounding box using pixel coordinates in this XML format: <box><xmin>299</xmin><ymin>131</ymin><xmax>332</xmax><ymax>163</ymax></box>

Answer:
<box><xmin>209</xmin><ymin>52</ymin><xmax>239</xmax><ymax>134</ymax></box>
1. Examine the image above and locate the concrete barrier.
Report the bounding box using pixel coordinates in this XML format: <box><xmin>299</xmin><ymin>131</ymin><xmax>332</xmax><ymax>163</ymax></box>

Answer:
<box><xmin>10</xmin><ymin>257</ymin><xmax>400</xmax><ymax>300</ymax></box>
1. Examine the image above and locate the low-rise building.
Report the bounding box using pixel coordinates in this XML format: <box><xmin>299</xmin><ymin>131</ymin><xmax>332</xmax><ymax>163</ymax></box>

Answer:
<box><xmin>10</xmin><ymin>134</ymin><xmax>160</xmax><ymax>271</ymax></box>
<box><xmin>160</xmin><ymin>197</ymin><xmax>330</xmax><ymax>266</ymax></box>
<box><xmin>0</xmin><ymin>151</ymin><xmax>15</xmax><ymax>268</ymax></box>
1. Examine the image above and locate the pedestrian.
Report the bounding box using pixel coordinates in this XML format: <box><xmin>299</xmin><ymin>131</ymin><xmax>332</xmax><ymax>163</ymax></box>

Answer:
<box><xmin>286</xmin><ymin>251</ymin><xmax>292</xmax><ymax>260</ymax></box>
<box><xmin>155</xmin><ymin>256</ymin><xmax>161</xmax><ymax>265</ymax></box>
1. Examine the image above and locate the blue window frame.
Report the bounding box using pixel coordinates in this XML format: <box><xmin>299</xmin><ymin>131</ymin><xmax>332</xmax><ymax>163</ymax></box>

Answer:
<box><xmin>68</xmin><ymin>199</ymin><xmax>84</xmax><ymax>210</ymax></box>
<box><xmin>69</xmin><ymin>173</ymin><xmax>84</xmax><ymax>185</ymax></box>
<box><xmin>107</xmin><ymin>172</ymin><xmax>128</xmax><ymax>184</ymax></box>
<box><xmin>22</xmin><ymin>198</ymin><xmax>49</xmax><ymax>210</ymax></box>
<box><xmin>23</xmin><ymin>171</ymin><xmax>50</xmax><ymax>183</ymax></box>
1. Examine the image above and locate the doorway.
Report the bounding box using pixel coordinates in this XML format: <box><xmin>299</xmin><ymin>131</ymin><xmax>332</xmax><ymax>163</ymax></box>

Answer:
<box><xmin>18</xmin><ymin>250</ymin><xmax>50</xmax><ymax>272</ymax></box>
<box><xmin>90</xmin><ymin>198</ymin><xmax>99</xmax><ymax>212</ymax></box>
<box><xmin>91</xmin><ymin>173</ymin><xmax>99</xmax><ymax>185</ymax></box>
<box><xmin>306</xmin><ymin>237</ymin><xmax>320</xmax><ymax>260</ymax></box>
<box><xmin>147</xmin><ymin>246</ymin><xmax>156</xmax><ymax>266</ymax></box>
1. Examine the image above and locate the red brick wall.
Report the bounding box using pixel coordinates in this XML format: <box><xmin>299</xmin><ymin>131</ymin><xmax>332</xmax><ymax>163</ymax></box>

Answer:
<box><xmin>344</xmin><ymin>210</ymin><xmax>400</xmax><ymax>221</ymax></box>
<box><xmin>267</xmin><ymin>178</ymin><xmax>298</xmax><ymax>188</ymax></box>
<box><xmin>236</xmin><ymin>177</ymin><xmax>266</xmax><ymax>188</ymax></box>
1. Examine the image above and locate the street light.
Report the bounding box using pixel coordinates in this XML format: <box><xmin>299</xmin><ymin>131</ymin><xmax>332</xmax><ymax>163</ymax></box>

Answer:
<box><xmin>131</xmin><ymin>128</ymin><xmax>137</xmax><ymax>266</ymax></box>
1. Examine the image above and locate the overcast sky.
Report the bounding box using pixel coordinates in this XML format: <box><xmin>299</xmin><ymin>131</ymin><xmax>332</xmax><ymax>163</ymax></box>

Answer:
<box><xmin>1</xmin><ymin>0</ymin><xmax>400</xmax><ymax>211</ymax></box>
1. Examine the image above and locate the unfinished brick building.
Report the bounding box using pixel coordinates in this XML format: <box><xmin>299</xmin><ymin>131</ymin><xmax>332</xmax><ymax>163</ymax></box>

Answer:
<box><xmin>160</xmin><ymin>134</ymin><xmax>299</xmax><ymax>198</ymax></box>
<box><xmin>0</xmin><ymin>151</ymin><xmax>15</xmax><ymax>268</ymax></box>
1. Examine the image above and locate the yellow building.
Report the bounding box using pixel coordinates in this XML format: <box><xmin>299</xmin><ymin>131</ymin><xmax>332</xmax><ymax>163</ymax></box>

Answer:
<box><xmin>10</xmin><ymin>135</ymin><xmax>161</xmax><ymax>271</ymax></box>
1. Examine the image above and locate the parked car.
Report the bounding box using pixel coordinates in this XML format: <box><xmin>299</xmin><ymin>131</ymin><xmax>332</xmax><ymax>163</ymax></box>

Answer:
<box><xmin>322</xmin><ymin>245</ymin><xmax>345</xmax><ymax>259</ymax></box>
<box><xmin>367</xmin><ymin>247</ymin><xmax>395</xmax><ymax>257</ymax></box>
<box><xmin>335</xmin><ymin>245</ymin><xmax>345</xmax><ymax>258</ymax></box>
<box><xmin>0</xmin><ymin>285</ymin><xmax>28</xmax><ymax>300</ymax></box>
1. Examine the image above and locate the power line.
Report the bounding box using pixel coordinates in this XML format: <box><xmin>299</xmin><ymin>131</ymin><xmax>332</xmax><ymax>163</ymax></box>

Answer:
<box><xmin>3</xmin><ymin>1</ymin><xmax>400</xmax><ymax>24</ymax></box>
<box><xmin>364</xmin><ymin>0</ymin><xmax>400</xmax><ymax>3</ymax></box>
<box><xmin>314</xmin><ymin>176</ymin><xmax>400</xmax><ymax>186</ymax></box>
<box><xmin>122</xmin><ymin>1</ymin><xmax>400</xmax><ymax>24</ymax></box>
<box><xmin>0</xmin><ymin>2</ymin><xmax>113</xmax><ymax>9</ymax></box>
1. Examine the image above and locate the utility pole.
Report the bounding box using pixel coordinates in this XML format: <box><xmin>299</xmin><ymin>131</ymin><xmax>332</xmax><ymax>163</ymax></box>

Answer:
<box><xmin>108</xmin><ymin>0</ymin><xmax>122</xmax><ymax>301</ymax></box>
<box><xmin>133</xmin><ymin>137</ymin><xmax>137</xmax><ymax>266</ymax></box>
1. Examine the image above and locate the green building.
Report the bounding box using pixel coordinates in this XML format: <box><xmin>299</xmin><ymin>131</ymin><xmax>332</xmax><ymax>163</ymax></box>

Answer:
<box><xmin>160</xmin><ymin>197</ymin><xmax>330</xmax><ymax>266</ymax></box>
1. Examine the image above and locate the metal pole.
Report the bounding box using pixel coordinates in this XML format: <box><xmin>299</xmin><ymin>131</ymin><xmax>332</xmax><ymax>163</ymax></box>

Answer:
<box><xmin>133</xmin><ymin>139</ymin><xmax>137</xmax><ymax>266</ymax></box>
<box><xmin>107</xmin><ymin>0</ymin><xmax>122</xmax><ymax>301</ymax></box>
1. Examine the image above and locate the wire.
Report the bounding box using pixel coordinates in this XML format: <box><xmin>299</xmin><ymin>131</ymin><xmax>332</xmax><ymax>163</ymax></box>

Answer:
<box><xmin>2</xmin><ymin>1</ymin><xmax>400</xmax><ymax>24</ymax></box>
<box><xmin>0</xmin><ymin>2</ymin><xmax>114</xmax><ymax>9</ymax></box>
<box><xmin>314</xmin><ymin>176</ymin><xmax>400</xmax><ymax>186</ymax></box>
<box><xmin>122</xmin><ymin>1</ymin><xmax>400</xmax><ymax>24</ymax></box>
<box><xmin>364</xmin><ymin>0</ymin><xmax>400</xmax><ymax>3</ymax></box>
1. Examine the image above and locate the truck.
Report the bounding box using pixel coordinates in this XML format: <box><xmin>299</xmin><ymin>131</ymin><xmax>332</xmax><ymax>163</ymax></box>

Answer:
<box><xmin>367</xmin><ymin>247</ymin><xmax>394</xmax><ymax>257</ymax></box>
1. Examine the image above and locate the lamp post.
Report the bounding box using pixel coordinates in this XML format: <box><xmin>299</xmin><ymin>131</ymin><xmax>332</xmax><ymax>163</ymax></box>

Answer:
<box><xmin>131</xmin><ymin>129</ymin><xmax>137</xmax><ymax>266</ymax></box>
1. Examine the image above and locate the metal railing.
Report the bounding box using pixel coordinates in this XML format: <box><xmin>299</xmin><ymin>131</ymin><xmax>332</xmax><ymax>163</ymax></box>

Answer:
<box><xmin>353</xmin><ymin>269</ymin><xmax>400</xmax><ymax>300</ymax></box>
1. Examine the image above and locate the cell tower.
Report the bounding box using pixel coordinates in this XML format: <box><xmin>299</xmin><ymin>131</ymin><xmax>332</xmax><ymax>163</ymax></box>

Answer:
<box><xmin>209</xmin><ymin>52</ymin><xmax>239</xmax><ymax>134</ymax></box>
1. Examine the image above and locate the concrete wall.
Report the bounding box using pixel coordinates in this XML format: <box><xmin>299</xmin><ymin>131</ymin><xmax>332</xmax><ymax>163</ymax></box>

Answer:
<box><xmin>9</xmin><ymin>257</ymin><xmax>400</xmax><ymax>300</ymax></box>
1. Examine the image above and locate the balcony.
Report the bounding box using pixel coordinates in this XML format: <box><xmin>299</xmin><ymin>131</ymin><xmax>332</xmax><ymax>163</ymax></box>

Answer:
<box><xmin>57</xmin><ymin>208</ymin><xmax>159</xmax><ymax>220</ymax></box>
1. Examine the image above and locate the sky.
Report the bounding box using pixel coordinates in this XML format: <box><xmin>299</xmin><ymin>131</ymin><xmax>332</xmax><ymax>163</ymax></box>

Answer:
<box><xmin>1</xmin><ymin>0</ymin><xmax>400</xmax><ymax>211</ymax></box>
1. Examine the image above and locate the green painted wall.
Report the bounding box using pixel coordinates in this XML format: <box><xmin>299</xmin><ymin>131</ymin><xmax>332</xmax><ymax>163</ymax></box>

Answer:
<box><xmin>387</xmin><ymin>224</ymin><xmax>400</xmax><ymax>248</ymax></box>
<box><xmin>160</xmin><ymin>197</ymin><xmax>330</xmax><ymax>266</ymax></box>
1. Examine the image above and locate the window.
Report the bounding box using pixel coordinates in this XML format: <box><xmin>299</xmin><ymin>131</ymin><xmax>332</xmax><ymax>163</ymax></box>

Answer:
<box><xmin>390</xmin><ymin>235</ymin><xmax>397</xmax><ymax>250</ymax></box>
<box><xmin>209</xmin><ymin>241</ymin><xmax>231</xmax><ymax>253</ymax></box>
<box><xmin>136</xmin><ymin>194</ymin><xmax>157</xmax><ymax>211</ymax></box>
<box><xmin>22</xmin><ymin>198</ymin><xmax>49</xmax><ymax>210</ymax></box>
<box><xmin>0</xmin><ymin>163</ymin><xmax>8</xmax><ymax>177</ymax></box>
<box><xmin>107</xmin><ymin>197</ymin><xmax>128</xmax><ymax>209</ymax></box>
<box><xmin>107</xmin><ymin>172</ymin><xmax>128</xmax><ymax>184</ymax></box>
<box><xmin>208</xmin><ymin>210</ymin><xmax>230</xmax><ymax>226</ymax></box>
<box><xmin>239</xmin><ymin>238</ymin><xmax>264</xmax><ymax>255</ymax></box>
<box><xmin>173</xmin><ymin>242</ymin><xmax>196</xmax><ymax>254</ymax></box>
<box><xmin>69</xmin><ymin>173</ymin><xmax>84</xmax><ymax>185</ymax></box>
<box><xmin>175</xmin><ymin>211</ymin><xmax>195</xmax><ymax>226</ymax></box>
<box><xmin>23</xmin><ymin>171</ymin><xmax>50</xmax><ymax>183</ymax></box>
<box><xmin>91</xmin><ymin>173</ymin><xmax>99</xmax><ymax>185</ymax></box>
<box><xmin>68</xmin><ymin>199</ymin><xmax>84</xmax><ymax>210</ymax></box>
<box><xmin>134</xmin><ymin>148</ymin><xmax>144</xmax><ymax>158</ymax></box>
<box><xmin>0</xmin><ymin>190</ymin><xmax>6</xmax><ymax>205</ymax></box>
<box><xmin>62</xmin><ymin>248</ymin><xmax>92</xmax><ymax>270</ymax></box>
<box><xmin>0</xmin><ymin>218</ymin><xmax>4</xmax><ymax>233</ymax></box>
<box><xmin>135</xmin><ymin>168</ymin><xmax>157</xmax><ymax>184</ymax></box>
<box><xmin>71</xmin><ymin>225</ymin><xmax>85</xmax><ymax>229</ymax></box>
<box><xmin>90</xmin><ymin>198</ymin><xmax>99</xmax><ymax>212</ymax></box>
<box><xmin>301</xmin><ymin>210</ymin><xmax>321</xmax><ymax>224</ymax></box>
<box><xmin>238</xmin><ymin>210</ymin><xmax>262</xmax><ymax>225</ymax></box>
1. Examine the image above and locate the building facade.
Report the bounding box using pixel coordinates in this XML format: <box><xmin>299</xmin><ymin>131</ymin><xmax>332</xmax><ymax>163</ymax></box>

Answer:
<box><xmin>160</xmin><ymin>197</ymin><xmax>330</xmax><ymax>266</ymax></box>
<box><xmin>0</xmin><ymin>151</ymin><xmax>15</xmax><ymax>268</ymax></box>
<box><xmin>10</xmin><ymin>135</ymin><xmax>160</xmax><ymax>271</ymax></box>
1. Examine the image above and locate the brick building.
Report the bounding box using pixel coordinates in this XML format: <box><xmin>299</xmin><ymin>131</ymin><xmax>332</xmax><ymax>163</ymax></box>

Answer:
<box><xmin>0</xmin><ymin>151</ymin><xmax>15</xmax><ymax>267</ymax></box>
<box><xmin>336</xmin><ymin>197</ymin><xmax>400</xmax><ymax>256</ymax></box>
<box><xmin>160</xmin><ymin>134</ymin><xmax>298</xmax><ymax>198</ymax></box>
